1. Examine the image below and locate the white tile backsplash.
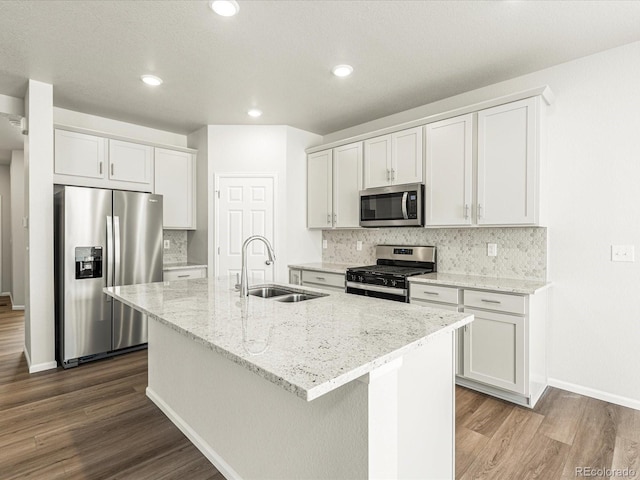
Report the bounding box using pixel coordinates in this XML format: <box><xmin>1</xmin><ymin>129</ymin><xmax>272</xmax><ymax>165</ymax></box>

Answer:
<box><xmin>323</xmin><ymin>227</ymin><xmax>547</xmax><ymax>281</ymax></box>
<box><xmin>163</xmin><ymin>230</ymin><xmax>188</xmax><ymax>264</ymax></box>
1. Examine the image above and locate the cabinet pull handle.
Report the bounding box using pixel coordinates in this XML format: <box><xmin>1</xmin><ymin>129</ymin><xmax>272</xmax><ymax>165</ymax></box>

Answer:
<box><xmin>177</xmin><ymin>274</ymin><xmax>190</xmax><ymax>278</ymax></box>
<box><xmin>99</xmin><ymin>162</ymin><xmax>103</xmax><ymax>175</ymax></box>
<box><xmin>315</xmin><ymin>276</ymin><xmax>325</xmax><ymax>281</ymax></box>
<box><xmin>386</xmin><ymin>169</ymin><xmax>390</xmax><ymax>181</ymax></box>
<box><xmin>111</xmin><ymin>163</ymin><xmax>114</xmax><ymax>176</ymax></box>
<box><xmin>423</xmin><ymin>291</ymin><xmax>439</xmax><ymax>296</ymax></box>
<box><xmin>333</xmin><ymin>213</ymin><xmax>337</xmax><ymax>224</ymax></box>
<box><xmin>481</xmin><ymin>299</ymin><xmax>501</xmax><ymax>304</ymax></box>
<box><xmin>327</xmin><ymin>214</ymin><xmax>331</xmax><ymax>225</ymax></box>
<box><xmin>477</xmin><ymin>203</ymin><xmax>483</xmax><ymax>219</ymax></box>
<box><xmin>464</xmin><ymin>204</ymin><xmax>469</xmax><ymax>219</ymax></box>
<box><xmin>391</xmin><ymin>168</ymin><xmax>395</xmax><ymax>181</ymax></box>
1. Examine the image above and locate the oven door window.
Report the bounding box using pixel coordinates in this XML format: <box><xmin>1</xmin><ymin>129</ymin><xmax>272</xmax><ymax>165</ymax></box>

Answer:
<box><xmin>361</xmin><ymin>192</ymin><xmax>405</xmax><ymax>221</ymax></box>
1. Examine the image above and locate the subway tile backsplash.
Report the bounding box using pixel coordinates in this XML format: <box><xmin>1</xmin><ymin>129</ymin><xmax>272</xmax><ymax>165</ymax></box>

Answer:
<box><xmin>163</xmin><ymin>230</ymin><xmax>188</xmax><ymax>264</ymax></box>
<box><xmin>323</xmin><ymin>227</ymin><xmax>547</xmax><ymax>281</ymax></box>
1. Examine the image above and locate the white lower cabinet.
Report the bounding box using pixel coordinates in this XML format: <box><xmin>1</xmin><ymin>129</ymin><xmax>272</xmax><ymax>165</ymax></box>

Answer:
<box><xmin>410</xmin><ymin>282</ymin><xmax>548</xmax><ymax>408</ymax></box>
<box><xmin>288</xmin><ymin>268</ymin><xmax>345</xmax><ymax>292</ymax></box>
<box><xmin>163</xmin><ymin>266</ymin><xmax>207</xmax><ymax>281</ymax></box>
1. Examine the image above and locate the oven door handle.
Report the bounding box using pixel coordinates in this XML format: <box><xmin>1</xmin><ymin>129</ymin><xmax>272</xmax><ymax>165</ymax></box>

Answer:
<box><xmin>401</xmin><ymin>192</ymin><xmax>409</xmax><ymax>220</ymax></box>
<box><xmin>346</xmin><ymin>281</ymin><xmax>407</xmax><ymax>297</ymax></box>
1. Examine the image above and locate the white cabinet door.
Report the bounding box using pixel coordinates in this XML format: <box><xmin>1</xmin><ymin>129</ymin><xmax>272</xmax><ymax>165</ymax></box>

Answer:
<box><xmin>108</xmin><ymin>139</ymin><xmax>153</xmax><ymax>185</ymax></box>
<box><xmin>477</xmin><ymin>98</ymin><xmax>537</xmax><ymax>225</ymax></box>
<box><xmin>425</xmin><ymin>115</ymin><xmax>473</xmax><ymax>226</ymax></box>
<box><xmin>463</xmin><ymin>308</ymin><xmax>526</xmax><ymax>394</ymax></box>
<box><xmin>363</xmin><ymin>134</ymin><xmax>392</xmax><ymax>189</ymax></box>
<box><xmin>289</xmin><ymin>268</ymin><xmax>302</xmax><ymax>285</ymax></box>
<box><xmin>307</xmin><ymin>150</ymin><xmax>333</xmax><ymax>228</ymax></box>
<box><xmin>333</xmin><ymin>142</ymin><xmax>362</xmax><ymax>228</ymax></box>
<box><xmin>54</xmin><ymin>129</ymin><xmax>107</xmax><ymax>179</ymax></box>
<box><xmin>154</xmin><ymin>148</ymin><xmax>195</xmax><ymax>229</ymax></box>
<box><xmin>392</xmin><ymin>126</ymin><xmax>423</xmax><ymax>185</ymax></box>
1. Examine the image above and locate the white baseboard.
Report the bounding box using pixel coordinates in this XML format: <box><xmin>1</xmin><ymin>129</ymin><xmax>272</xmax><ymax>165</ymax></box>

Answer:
<box><xmin>548</xmin><ymin>377</ymin><xmax>640</xmax><ymax>411</ymax></box>
<box><xmin>12</xmin><ymin>305</ymin><xmax>25</xmax><ymax>311</ymax></box>
<box><xmin>146</xmin><ymin>387</ymin><xmax>242</xmax><ymax>480</ymax></box>
<box><xmin>23</xmin><ymin>346</ymin><xmax>57</xmax><ymax>373</ymax></box>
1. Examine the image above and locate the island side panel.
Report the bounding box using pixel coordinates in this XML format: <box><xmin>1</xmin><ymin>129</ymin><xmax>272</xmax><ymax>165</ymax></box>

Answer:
<box><xmin>146</xmin><ymin>318</ymin><xmax>371</xmax><ymax>479</ymax></box>
<box><xmin>398</xmin><ymin>331</ymin><xmax>455</xmax><ymax>479</ymax></box>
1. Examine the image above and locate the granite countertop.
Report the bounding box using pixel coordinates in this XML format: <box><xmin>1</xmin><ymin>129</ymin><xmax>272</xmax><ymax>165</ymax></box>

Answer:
<box><xmin>104</xmin><ymin>277</ymin><xmax>472</xmax><ymax>402</ymax></box>
<box><xmin>287</xmin><ymin>262</ymin><xmax>356</xmax><ymax>275</ymax></box>
<box><xmin>409</xmin><ymin>272</ymin><xmax>551</xmax><ymax>294</ymax></box>
<box><xmin>162</xmin><ymin>262</ymin><xmax>208</xmax><ymax>271</ymax></box>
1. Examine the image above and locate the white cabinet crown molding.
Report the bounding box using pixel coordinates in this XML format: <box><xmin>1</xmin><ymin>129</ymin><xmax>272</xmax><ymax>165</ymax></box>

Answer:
<box><xmin>306</xmin><ymin>85</ymin><xmax>554</xmax><ymax>154</ymax></box>
<box><xmin>54</xmin><ymin>124</ymin><xmax>196</xmax><ymax>154</ymax></box>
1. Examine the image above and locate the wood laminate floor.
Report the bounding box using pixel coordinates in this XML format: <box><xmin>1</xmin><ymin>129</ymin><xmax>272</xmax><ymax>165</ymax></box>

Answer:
<box><xmin>1</xmin><ymin>298</ymin><xmax>638</xmax><ymax>479</ymax></box>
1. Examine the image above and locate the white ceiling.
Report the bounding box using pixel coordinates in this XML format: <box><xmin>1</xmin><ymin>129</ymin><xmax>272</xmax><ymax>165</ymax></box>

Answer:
<box><xmin>0</xmin><ymin>0</ymin><xmax>640</xmax><ymax>139</ymax></box>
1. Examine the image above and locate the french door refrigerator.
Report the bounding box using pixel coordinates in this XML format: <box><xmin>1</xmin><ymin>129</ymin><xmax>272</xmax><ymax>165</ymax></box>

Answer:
<box><xmin>54</xmin><ymin>185</ymin><xmax>163</xmax><ymax>368</ymax></box>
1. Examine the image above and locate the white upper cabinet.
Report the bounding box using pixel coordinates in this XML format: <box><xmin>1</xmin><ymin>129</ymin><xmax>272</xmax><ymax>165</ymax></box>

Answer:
<box><xmin>108</xmin><ymin>139</ymin><xmax>153</xmax><ymax>186</ymax></box>
<box><xmin>392</xmin><ymin>126</ymin><xmax>423</xmax><ymax>185</ymax></box>
<box><xmin>154</xmin><ymin>148</ymin><xmax>196</xmax><ymax>230</ymax></box>
<box><xmin>307</xmin><ymin>149</ymin><xmax>333</xmax><ymax>228</ymax></box>
<box><xmin>425</xmin><ymin>114</ymin><xmax>474</xmax><ymax>226</ymax></box>
<box><xmin>332</xmin><ymin>142</ymin><xmax>362</xmax><ymax>228</ymax></box>
<box><xmin>363</xmin><ymin>126</ymin><xmax>423</xmax><ymax>188</ymax></box>
<box><xmin>477</xmin><ymin>98</ymin><xmax>538</xmax><ymax>225</ymax></box>
<box><xmin>54</xmin><ymin>129</ymin><xmax>107</xmax><ymax>179</ymax></box>
<box><xmin>307</xmin><ymin>143</ymin><xmax>362</xmax><ymax>229</ymax></box>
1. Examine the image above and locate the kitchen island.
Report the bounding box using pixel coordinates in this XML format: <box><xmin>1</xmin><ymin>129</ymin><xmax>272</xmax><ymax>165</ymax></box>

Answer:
<box><xmin>104</xmin><ymin>277</ymin><xmax>473</xmax><ymax>479</ymax></box>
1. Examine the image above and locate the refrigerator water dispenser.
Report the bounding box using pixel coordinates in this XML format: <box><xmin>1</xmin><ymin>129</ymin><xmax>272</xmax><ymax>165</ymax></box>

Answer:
<box><xmin>75</xmin><ymin>246</ymin><xmax>103</xmax><ymax>279</ymax></box>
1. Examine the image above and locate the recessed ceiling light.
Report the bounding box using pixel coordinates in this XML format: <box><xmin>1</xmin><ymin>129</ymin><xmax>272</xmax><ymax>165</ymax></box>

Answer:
<box><xmin>210</xmin><ymin>0</ymin><xmax>240</xmax><ymax>17</ymax></box>
<box><xmin>247</xmin><ymin>108</ymin><xmax>262</xmax><ymax>118</ymax></box>
<box><xmin>141</xmin><ymin>75</ymin><xmax>163</xmax><ymax>86</ymax></box>
<box><xmin>331</xmin><ymin>64</ymin><xmax>353</xmax><ymax>77</ymax></box>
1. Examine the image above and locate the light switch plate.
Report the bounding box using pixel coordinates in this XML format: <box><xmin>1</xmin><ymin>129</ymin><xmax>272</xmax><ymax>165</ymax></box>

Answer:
<box><xmin>164</xmin><ymin>240</ymin><xmax>170</xmax><ymax>250</ymax></box>
<box><xmin>487</xmin><ymin>243</ymin><xmax>497</xmax><ymax>257</ymax></box>
<box><xmin>322</xmin><ymin>239</ymin><xmax>328</xmax><ymax>249</ymax></box>
<box><xmin>612</xmin><ymin>245</ymin><xmax>635</xmax><ymax>262</ymax></box>
<box><xmin>356</xmin><ymin>241</ymin><xmax>363</xmax><ymax>251</ymax></box>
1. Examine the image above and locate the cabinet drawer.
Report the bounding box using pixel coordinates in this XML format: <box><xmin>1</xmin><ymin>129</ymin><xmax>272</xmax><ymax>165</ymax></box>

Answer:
<box><xmin>301</xmin><ymin>270</ymin><xmax>345</xmax><ymax>289</ymax></box>
<box><xmin>410</xmin><ymin>284</ymin><xmax>459</xmax><ymax>305</ymax></box>
<box><xmin>463</xmin><ymin>290</ymin><xmax>525</xmax><ymax>315</ymax></box>
<box><xmin>163</xmin><ymin>267</ymin><xmax>207</xmax><ymax>281</ymax></box>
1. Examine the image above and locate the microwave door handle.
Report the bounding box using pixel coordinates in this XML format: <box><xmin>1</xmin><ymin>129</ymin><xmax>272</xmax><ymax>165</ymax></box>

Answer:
<box><xmin>401</xmin><ymin>192</ymin><xmax>409</xmax><ymax>219</ymax></box>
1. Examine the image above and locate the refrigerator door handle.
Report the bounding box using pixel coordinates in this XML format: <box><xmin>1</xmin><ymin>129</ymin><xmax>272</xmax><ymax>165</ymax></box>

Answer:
<box><xmin>106</xmin><ymin>216</ymin><xmax>113</xmax><ymax>296</ymax></box>
<box><xmin>114</xmin><ymin>215</ymin><xmax>121</xmax><ymax>285</ymax></box>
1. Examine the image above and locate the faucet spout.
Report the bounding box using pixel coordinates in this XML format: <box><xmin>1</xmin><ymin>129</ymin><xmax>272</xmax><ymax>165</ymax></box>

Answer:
<box><xmin>240</xmin><ymin>235</ymin><xmax>276</xmax><ymax>297</ymax></box>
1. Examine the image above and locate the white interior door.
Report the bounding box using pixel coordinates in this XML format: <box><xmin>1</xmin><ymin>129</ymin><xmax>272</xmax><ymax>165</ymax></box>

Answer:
<box><xmin>216</xmin><ymin>175</ymin><xmax>275</xmax><ymax>287</ymax></box>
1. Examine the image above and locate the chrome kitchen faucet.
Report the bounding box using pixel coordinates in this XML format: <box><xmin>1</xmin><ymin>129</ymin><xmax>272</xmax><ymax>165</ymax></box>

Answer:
<box><xmin>239</xmin><ymin>235</ymin><xmax>276</xmax><ymax>297</ymax></box>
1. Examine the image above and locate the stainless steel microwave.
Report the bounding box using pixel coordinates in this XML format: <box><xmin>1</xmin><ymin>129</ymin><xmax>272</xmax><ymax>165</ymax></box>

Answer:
<box><xmin>359</xmin><ymin>183</ymin><xmax>424</xmax><ymax>227</ymax></box>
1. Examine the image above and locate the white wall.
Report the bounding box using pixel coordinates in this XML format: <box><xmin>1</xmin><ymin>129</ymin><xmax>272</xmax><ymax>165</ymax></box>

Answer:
<box><xmin>186</xmin><ymin>126</ymin><xmax>210</xmax><ymax>269</ymax></box>
<box><xmin>323</xmin><ymin>40</ymin><xmax>640</xmax><ymax>409</ymax></box>
<box><xmin>10</xmin><ymin>150</ymin><xmax>24</xmax><ymax>308</ymax></box>
<box><xmin>0</xmin><ymin>165</ymin><xmax>12</xmax><ymax>293</ymax></box>
<box><xmin>24</xmin><ymin>80</ymin><xmax>56</xmax><ymax>372</ymax></box>
<box><xmin>206</xmin><ymin>125</ymin><xmax>322</xmax><ymax>282</ymax></box>
<box><xmin>285</xmin><ymin>126</ymin><xmax>323</xmax><ymax>265</ymax></box>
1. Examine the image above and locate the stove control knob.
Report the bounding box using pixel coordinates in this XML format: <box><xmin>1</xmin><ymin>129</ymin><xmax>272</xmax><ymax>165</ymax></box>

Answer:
<box><xmin>390</xmin><ymin>280</ymin><xmax>397</xmax><ymax>287</ymax></box>
<box><xmin>358</xmin><ymin>276</ymin><xmax>364</xmax><ymax>282</ymax></box>
<box><xmin>382</xmin><ymin>278</ymin><xmax>388</xmax><ymax>285</ymax></box>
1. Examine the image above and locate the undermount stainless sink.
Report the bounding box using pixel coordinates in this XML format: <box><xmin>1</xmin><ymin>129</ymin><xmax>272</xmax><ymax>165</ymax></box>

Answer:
<box><xmin>276</xmin><ymin>293</ymin><xmax>325</xmax><ymax>303</ymax></box>
<box><xmin>248</xmin><ymin>287</ymin><xmax>297</xmax><ymax>298</ymax></box>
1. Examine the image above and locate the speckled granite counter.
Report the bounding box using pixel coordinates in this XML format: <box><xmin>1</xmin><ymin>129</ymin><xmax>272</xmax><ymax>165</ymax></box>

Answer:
<box><xmin>409</xmin><ymin>272</ymin><xmax>550</xmax><ymax>294</ymax></box>
<box><xmin>162</xmin><ymin>262</ymin><xmax>207</xmax><ymax>271</ymax></box>
<box><xmin>104</xmin><ymin>277</ymin><xmax>472</xmax><ymax>401</ymax></box>
<box><xmin>287</xmin><ymin>262</ymin><xmax>355</xmax><ymax>275</ymax></box>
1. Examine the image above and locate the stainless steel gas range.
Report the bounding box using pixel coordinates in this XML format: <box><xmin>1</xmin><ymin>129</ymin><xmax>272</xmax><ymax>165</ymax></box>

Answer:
<box><xmin>346</xmin><ymin>245</ymin><xmax>436</xmax><ymax>303</ymax></box>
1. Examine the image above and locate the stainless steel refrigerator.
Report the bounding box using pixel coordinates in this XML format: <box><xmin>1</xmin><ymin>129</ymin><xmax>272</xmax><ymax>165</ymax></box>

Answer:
<box><xmin>54</xmin><ymin>185</ymin><xmax>163</xmax><ymax>368</ymax></box>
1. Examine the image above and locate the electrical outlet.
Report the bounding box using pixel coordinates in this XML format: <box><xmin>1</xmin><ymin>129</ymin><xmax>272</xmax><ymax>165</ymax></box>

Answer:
<box><xmin>164</xmin><ymin>240</ymin><xmax>170</xmax><ymax>250</ymax></box>
<box><xmin>356</xmin><ymin>241</ymin><xmax>363</xmax><ymax>251</ymax></box>
<box><xmin>322</xmin><ymin>239</ymin><xmax>328</xmax><ymax>249</ymax></box>
<box><xmin>612</xmin><ymin>245</ymin><xmax>635</xmax><ymax>262</ymax></box>
<box><xmin>487</xmin><ymin>243</ymin><xmax>497</xmax><ymax>257</ymax></box>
